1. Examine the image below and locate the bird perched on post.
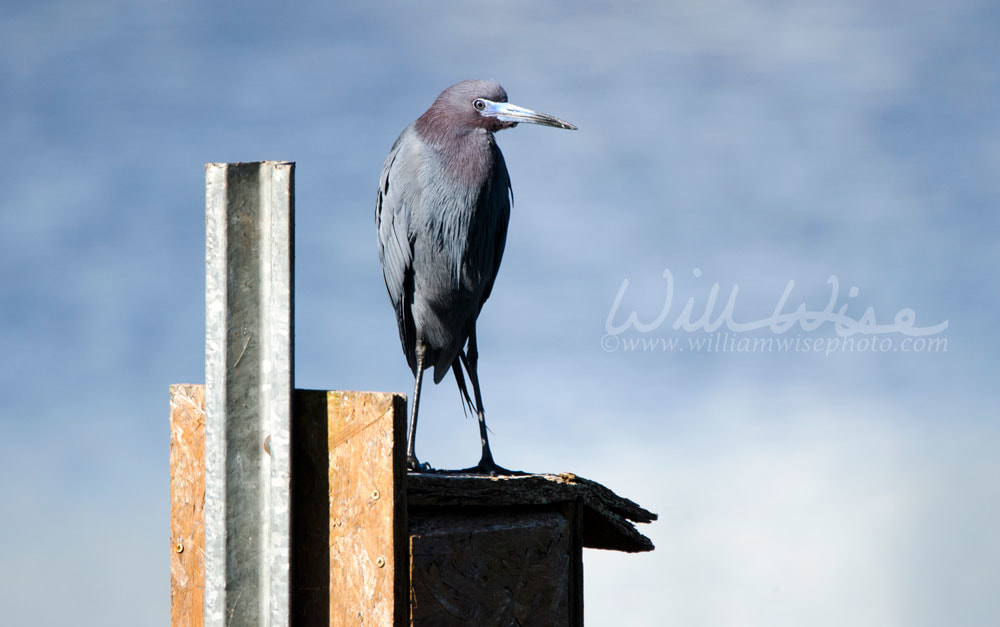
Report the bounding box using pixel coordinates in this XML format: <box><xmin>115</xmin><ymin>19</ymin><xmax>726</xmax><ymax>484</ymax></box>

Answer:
<box><xmin>376</xmin><ymin>80</ymin><xmax>576</xmax><ymax>473</ymax></box>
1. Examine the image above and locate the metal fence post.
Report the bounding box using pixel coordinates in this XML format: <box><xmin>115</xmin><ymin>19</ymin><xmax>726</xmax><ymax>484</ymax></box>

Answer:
<box><xmin>204</xmin><ymin>161</ymin><xmax>295</xmax><ymax>626</ymax></box>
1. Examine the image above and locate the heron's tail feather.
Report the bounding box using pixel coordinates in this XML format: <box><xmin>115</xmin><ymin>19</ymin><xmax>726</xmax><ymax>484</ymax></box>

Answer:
<box><xmin>452</xmin><ymin>352</ymin><xmax>476</xmax><ymax>418</ymax></box>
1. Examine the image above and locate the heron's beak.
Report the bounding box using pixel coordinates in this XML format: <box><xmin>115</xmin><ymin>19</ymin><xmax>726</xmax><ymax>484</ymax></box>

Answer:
<box><xmin>484</xmin><ymin>100</ymin><xmax>577</xmax><ymax>130</ymax></box>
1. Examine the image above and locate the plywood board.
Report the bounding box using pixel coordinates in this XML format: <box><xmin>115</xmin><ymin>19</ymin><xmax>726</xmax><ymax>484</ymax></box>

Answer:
<box><xmin>326</xmin><ymin>391</ymin><xmax>408</xmax><ymax>626</ymax></box>
<box><xmin>170</xmin><ymin>384</ymin><xmax>206</xmax><ymax>627</ymax></box>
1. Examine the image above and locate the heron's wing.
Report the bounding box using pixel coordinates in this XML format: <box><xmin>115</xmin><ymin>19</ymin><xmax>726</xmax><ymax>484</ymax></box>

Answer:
<box><xmin>476</xmin><ymin>147</ymin><xmax>512</xmax><ymax>314</ymax></box>
<box><xmin>376</xmin><ymin>135</ymin><xmax>417</xmax><ymax>372</ymax></box>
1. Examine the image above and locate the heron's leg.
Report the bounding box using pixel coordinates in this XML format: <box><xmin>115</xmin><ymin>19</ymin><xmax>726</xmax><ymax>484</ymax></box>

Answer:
<box><xmin>463</xmin><ymin>333</ymin><xmax>489</xmax><ymax>462</ymax></box>
<box><xmin>407</xmin><ymin>347</ymin><xmax>429</xmax><ymax>471</ymax></box>
<box><xmin>462</xmin><ymin>332</ymin><xmax>519</xmax><ymax>475</ymax></box>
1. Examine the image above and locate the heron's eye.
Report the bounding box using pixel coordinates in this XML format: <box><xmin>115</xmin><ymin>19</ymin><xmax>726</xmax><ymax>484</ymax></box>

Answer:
<box><xmin>473</xmin><ymin>99</ymin><xmax>486</xmax><ymax>111</ymax></box>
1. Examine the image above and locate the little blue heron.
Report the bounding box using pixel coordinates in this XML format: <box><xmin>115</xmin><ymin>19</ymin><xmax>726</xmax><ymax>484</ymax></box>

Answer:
<box><xmin>375</xmin><ymin>80</ymin><xmax>576</xmax><ymax>473</ymax></box>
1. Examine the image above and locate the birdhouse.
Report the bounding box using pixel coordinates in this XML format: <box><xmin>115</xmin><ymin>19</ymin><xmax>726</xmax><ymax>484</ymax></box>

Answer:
<box><xmin>170</xmin><ymin>385</ymin><xmax>655</xmax><ymax>626</ymax></box>
<box><xmin>407</xmin><ymin>472</ymin><xmax>655</xmax><ymax>626</ymax></box>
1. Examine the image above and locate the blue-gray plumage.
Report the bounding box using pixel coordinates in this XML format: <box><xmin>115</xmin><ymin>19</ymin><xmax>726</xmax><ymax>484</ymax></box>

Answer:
<box><xmin>376</xmin><ymin>80</ymin><xmax>576</xmax><ymax>473</ymax></box>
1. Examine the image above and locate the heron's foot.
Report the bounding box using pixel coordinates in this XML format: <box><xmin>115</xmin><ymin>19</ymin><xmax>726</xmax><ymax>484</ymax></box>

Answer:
<box><xmin>407</xmin><ymin>455</ymin><xmax>434</xmax><ymax>473</ymax></box>
<box><xmin>455</xmin><ymin>457</ymin><xmax>527</xmax><ymax>477</ymax></box>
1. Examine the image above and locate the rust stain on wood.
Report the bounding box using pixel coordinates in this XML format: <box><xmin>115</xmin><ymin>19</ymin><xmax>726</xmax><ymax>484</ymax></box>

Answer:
<box><xmin>170</xmin><ymin>384</ymin><xmax>206</xmax><ymax>627</ymax></box>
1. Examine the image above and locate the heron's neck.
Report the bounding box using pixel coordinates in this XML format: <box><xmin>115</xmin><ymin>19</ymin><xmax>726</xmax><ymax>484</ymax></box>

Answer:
<box><xmin>418</xmin><ymin>125</ymin><xmax>495</xmax><ymax>188</ymax></box>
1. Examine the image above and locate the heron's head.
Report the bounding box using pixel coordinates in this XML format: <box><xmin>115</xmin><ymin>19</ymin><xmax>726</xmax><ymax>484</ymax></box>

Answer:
<box><xmin>418</xmin><ymin>80</ymin><xmax>577</xmax><ymax>138</ymax></box>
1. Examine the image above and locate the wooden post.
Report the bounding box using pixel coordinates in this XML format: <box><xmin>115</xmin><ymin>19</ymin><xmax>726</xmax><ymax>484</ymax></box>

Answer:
<box><xmin>169</xmin><ymin>386</ymin><xmax>409</xmax><ymax>626</ymax></box>
<box><xmin>295</xmin><ymin>390</ymin><xmax>409</xmax><ymax>626</ymax></box>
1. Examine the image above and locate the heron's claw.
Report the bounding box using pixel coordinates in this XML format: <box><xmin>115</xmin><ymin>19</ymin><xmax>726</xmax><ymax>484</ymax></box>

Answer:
<box><xmin>407</xmin><ymin>456</ymin><xmax>434</xmax><ymax>473</ymax></box>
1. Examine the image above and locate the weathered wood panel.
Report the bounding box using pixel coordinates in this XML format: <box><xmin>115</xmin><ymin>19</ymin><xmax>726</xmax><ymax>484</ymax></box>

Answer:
<box><xmin>409</xmin><ymin>508</ymin><xmax>576</xmax><ymax>626</ymax></box>
<box><xmin>408</xmin><ymin>472</ymin><xmax>656</xmax><ymax>552</ymax></box>
<box><xmin>170</xmin><ymin>384</ymin><xmax>206</xmax><ymax>627</ymax></box>
<box><xmin>326</xmin><ymin>391</ymin><xmax>408</xmax><ymax>626</ymax></box>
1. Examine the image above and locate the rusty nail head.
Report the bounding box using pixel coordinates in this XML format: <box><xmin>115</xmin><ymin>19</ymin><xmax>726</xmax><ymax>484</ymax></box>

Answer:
<box><xmin>175</xmin><ymin>542</ymin><xmax>184</xmax><ymax>554</ymax></box>
<box><xmin>376</xmin><ymin>556</ymin><xmax>386</xmax><ymax>568</ymax></box>
<box><xmin>371</xmin><ymin>489</ymin><xmax>380</xmax><ymax>500</ymax></box>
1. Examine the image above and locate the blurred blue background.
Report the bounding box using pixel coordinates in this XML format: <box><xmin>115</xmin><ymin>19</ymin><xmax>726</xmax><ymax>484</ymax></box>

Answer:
<box><xmin>1</xmin><ymin>1</ymin><xmax>997</xmax><ymax>625</ymax></box>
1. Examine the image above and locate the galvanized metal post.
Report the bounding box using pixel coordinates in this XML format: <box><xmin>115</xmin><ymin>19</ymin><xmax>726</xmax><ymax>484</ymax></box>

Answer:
<box><xmin>204</xmin><ymin>161</ymin><xmax>295</xmax><ymax>627</ymax></box>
